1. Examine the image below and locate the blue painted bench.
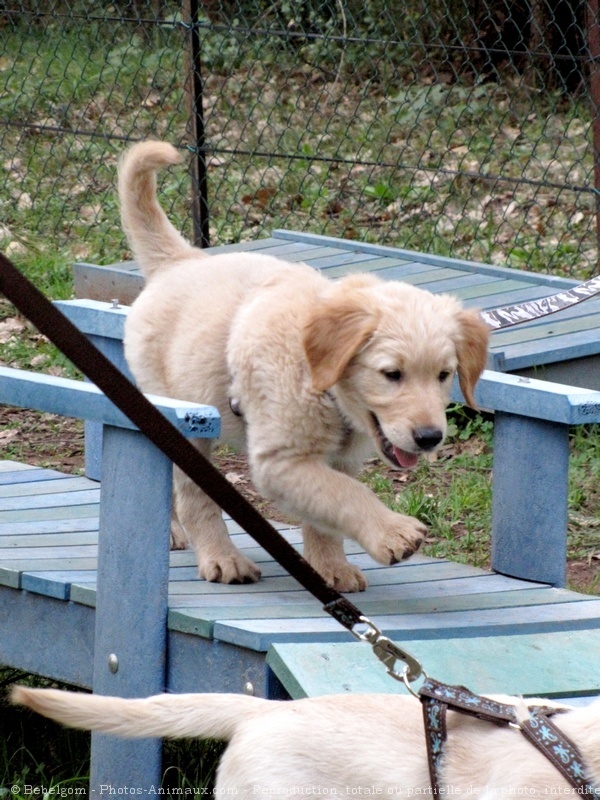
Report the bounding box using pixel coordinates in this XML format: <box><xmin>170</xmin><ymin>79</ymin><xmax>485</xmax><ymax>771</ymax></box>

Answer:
<box><xmin>3</xmin><ymin>233</ymin><xmax>600</xmax><ymax>790</ymax></box>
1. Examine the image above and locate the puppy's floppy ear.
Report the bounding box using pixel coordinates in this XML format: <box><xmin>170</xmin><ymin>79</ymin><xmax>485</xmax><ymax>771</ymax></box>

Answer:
<box><xmin>303</xmin><ymin>299</ymin><xmax>377</xmax><ymax>391</ymax></box>
<box><xmin>455</xmin><ymin>310</ymin><xmax>490</xmax><ymax>408</ymax></box>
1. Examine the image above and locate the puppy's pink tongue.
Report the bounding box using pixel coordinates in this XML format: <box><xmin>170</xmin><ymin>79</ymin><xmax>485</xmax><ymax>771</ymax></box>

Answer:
<box><xmin>393</xmin><ymin>447</ymin><xmax>419</xmax><ymax>469</ymax></box>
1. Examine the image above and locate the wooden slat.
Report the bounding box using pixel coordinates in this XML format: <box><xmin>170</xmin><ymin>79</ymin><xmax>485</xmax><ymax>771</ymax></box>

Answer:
<box><xmin>0</xmin><ymin>544</ymin><xmax>98</xmax><ymax>560</ymax></box>
<box><xmin>300</xmin><ymin>250</ymin><xmax>396</xmax><ymax>270</ymax></box>
<box><xmin>492</xmin><ymin>309</ymin><xmax>600</xmax><ymax>347</ymax></box>
<box><xmin>0</xmin><ymin>504</ymin><xmax>100</xmax><ymax>523</ymax></box>
<box><xmin>498</xmin><ymin>328</ymin><xmax>600</xmax><ymax>371</ymax></box>
<box><xmin>0</xmin><ymin>531</ymin><xmax>98</xmax><ymax>548</ymax></box>
<box><xmin>0</xmin><ymin>518</ymin><xmax>99</xmax><ymax>535</ymax></box>
<box><xmin>0</xmin><ymin>488</ymin><xmax>101</xmax><ymax>512</ymax></box>
<box><xmin>0</xmin><ymin>461</ymin><xmax>36</xmax><ymax>473</ymax></box>
<box><xmin>212</xmin><ymin>596</ymin><xmax>600</xmax><ymax>651</ymax></box>
<box><xmin>205</xmin><ymin>237</ymin><xmax>283</xmax><ymax>254</ymax></box>
<box><xmin>271</xmin><ymin>230</ymin><xmax>576</xmax><ymax>288</ymax></box>
<box><xmin>454</xmin><ymin>369</ymin><xmax>600</xmax><ymax>425</ymax></box>
<box><xmin>0</xmin><ymin>476</ymin><xmax>98</xmax><ymax>498</ymax></box>
<box><xmin>167</xmin><ymin>586</ymin><xmax>577</xmax><ymax>616</ymax></box>
<box><xmin>21</xmin><ymin>571</ymin><xmax>97</xmax><ymax>600</ymax></box>
<box><xmin>0</xmin><ymin>465</ymin><xmax>68</xmax><ymax>485</ymax></box>
<box><xmin>266</xmin><ymin>632</ymin><xmax>600</xmax><ymax>698</ymax></box>
<box><xmin>0</xmin><ymin>367</ymin><xmax>220</xmax><ymax>438</ymax></box>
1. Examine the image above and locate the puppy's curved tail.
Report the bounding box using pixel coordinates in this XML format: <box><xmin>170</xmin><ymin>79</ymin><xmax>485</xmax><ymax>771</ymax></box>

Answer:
<box><xmin>11</xmin><ymin>685</ymin><xmax>269</xmax><ymax>741</ymax></box>
<box><xmin>118</xmin><ymin>140</ymin><xmax>199</xmax><ymax>279</ymax></box>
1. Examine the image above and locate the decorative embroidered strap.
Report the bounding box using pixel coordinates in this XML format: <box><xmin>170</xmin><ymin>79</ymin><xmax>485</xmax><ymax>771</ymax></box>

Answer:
<box><xmin>481</xmin><ymin>274</ymin><xmax>600</xmax><ymax>330</ymax></box>
<box><xmin>520</xmin><ymin>711</ymin><xmax>598</xmax><ymax>794</ymax></box>
<box><xmin>419</xmin><ymin>678</ymin><xmax>518</xmax><ymax>793</ymax></box>
<box><xmin>420</xmin><ymin>678</ymin><xmax>518</xmax><ymax>724</ymax></box>
<box><xmin>420</xmin><ymin>693</ymin><xmax>448</xmax><ymax>794</ymax></box>
<box><xmin>419</xmin><ymin>678</ymin><xmax>598</xmax><ymax>795</ymax></box>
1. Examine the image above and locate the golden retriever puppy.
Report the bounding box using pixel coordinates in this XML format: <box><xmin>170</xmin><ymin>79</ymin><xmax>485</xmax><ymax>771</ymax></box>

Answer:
<box><xmin>12</xmin><ymin>686</ymin><xmax>600</xmax><ymax>797</ymax></box>
<box><xmin>119</xmin><ymin>141</ymin><xmax>489</xmax><ymax>591</ymax></box>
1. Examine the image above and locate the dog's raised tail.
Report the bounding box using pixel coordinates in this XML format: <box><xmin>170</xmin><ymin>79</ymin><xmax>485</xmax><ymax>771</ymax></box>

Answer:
<box><xmin>118</xmin><ymin>140</ymin><xmax>197</xmax><ymax>279</ymax></box>
<box><xmin>11</xmin><ymin>686</ymin><xmax>267</xmax><ymax>741</ymax></box>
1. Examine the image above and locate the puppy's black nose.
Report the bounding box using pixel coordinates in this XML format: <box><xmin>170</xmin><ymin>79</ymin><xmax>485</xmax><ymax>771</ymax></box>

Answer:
<box><xmin>413</xmin><ymin>427</ymin><xmax>444</xmax><ymax>451</ymax></box>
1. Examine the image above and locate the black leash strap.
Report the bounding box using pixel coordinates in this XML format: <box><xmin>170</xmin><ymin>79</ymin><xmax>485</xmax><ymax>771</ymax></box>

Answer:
<box><xmin>0</xmin><ymin>252</ymin><xmax>361</xmax><ymax>632</ymax></box>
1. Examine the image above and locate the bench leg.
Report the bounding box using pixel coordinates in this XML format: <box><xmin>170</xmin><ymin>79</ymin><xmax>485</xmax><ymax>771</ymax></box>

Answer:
<box><xmin>83</xmin><ymin>334</ymin><xmax>134</xmax><ymax>481</ymax></box>
<box><xmin>491</xmin><ymin>411</ymin><xmax>568</xmax><ymax>587</ymax></box>
<box><xmin>90</xmin><ymin>425</ymin><xmax>172</xmax><ymax>791</ymax></box>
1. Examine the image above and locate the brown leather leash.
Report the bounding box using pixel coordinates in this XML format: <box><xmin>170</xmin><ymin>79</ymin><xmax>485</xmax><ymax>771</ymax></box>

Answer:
<box><xmin>0</xmin><ymin>250</ymin><xmax>597</xmax><ymax>793</ymax></box>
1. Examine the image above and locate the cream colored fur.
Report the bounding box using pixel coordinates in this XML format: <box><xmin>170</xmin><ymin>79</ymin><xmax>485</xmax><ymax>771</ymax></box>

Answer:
<box><xmin>119</xmin><ymin>140</ymin><xmax>490</xmax><ymax>591</ymax></box>
<box><xmin>12</xmin><ymin>686</ymin><xmax>600</xmax><ymax>797</ymax></box>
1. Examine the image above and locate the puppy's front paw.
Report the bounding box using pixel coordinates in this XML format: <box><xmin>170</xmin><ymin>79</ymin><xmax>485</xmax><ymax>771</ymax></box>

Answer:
<box><xmin>368</xmin><ymin>514</ymin><xmax>426</xmax><ymax>565</ymax></box>
<box><xmin>199</xmin><ymin>550</ymin><xmax>262</xmax><ymax>584</ymax></box>
<box><xmin>301</xmin><ymin>525</ymin><xmax>367</xmax><ymax>592</ymax></box>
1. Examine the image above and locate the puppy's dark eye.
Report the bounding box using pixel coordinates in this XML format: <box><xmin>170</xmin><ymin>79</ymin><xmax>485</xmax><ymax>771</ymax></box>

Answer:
<box><xmin>438</xmin><ymin>370</ymin><xmax>452</xmax><ymax>382</ymax></box>
<box><xmin>383</xmin><ymin>369</ymin><xmax>403</xmax><ymax>382</ymax></box>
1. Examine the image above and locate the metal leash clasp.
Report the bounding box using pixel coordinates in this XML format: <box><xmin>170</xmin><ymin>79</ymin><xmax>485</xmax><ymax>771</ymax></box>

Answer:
<box><xmin>351</xmin><ymin>615</ymin><xmax>426</xmax><ymax>695</ymax></box>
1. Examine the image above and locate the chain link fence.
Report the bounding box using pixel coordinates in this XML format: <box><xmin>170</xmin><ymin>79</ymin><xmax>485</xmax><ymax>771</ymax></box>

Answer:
<box><xmin>1</xmin><ymin>0</ymin><xmax>600</xmax><ymax>278</ymax></box>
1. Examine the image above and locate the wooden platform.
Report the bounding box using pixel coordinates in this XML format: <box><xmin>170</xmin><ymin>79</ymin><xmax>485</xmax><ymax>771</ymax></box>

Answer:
<box><xmin>3</xmin><ymin>457</ymin><xmax>600</xmax><ymax>700</ymax></box>
<box><xmin>73</xmin><ymin>229</ymin><xmax>600</xmax><ymax>389</ymax></box>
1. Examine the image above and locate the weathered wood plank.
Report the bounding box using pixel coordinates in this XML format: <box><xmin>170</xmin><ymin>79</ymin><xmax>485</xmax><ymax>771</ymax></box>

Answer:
<box><xmin>492</xmin><ymin>412</ymin><xmax>568</xmax><ymax>585</ymax></box>
<box><xmin>0</xmin><ymin>465</ymin><xmax>68</xmax><ymax>484</ymax></box>
<box><xmin>495</xmin><ymin>327</ymin><xmax>600</xmax><ymax>371</ymax></box>
<box><xmin>491</xmin><ymin>309</ymin><xmax>600</xmax><ymax>347</ymax></box>
<box><xmin>22</xmin><ymin>571</ymin><xmax>96</xmax><ymax>600</ymax></box>
<box><xmin>324</xmin><ymin>257</ymin><xmax>430</xmax><ymax>278</ymax></box>
<box><xmin>266</xmin><ymin>632</ymin><xmax>600</xmax><ymax>698</ymax></box>
<box><xmin>162</xmin><ymin>558</ymin><xmax>423</xmax><ymax>586</ymax></box>
<box><xmin>0</xmin><ymin>544</ymin><xmax>98</xmax><ymax>560</ymax></box>
<box><xmin>0</xmin><ymin>504</ymin><xmax>100</xmax><ymax>523</ymax></box>
<box><xmin>272</xmin><ymin>230</ymin><xmax>575</xmax><ymax>288</ymax></box>
<box><xmin>213</xmin><ymin>598</ymin><xmax>600</xmax><ymax>651</ymax></box>
<box><xmin>454</xmin><ymin>369</ymin><xmax>600</xmax><ymax>424</ymax></box>
<box><xmin>0</xmin><ymin>531</ymin><xmax>98</xmax><ymax>548</ymax></box>
<box><xmin>300</xmin><ymin>250</ymin><xmax>399</xmax><ymax>270</ymax></box>
<box><xmin>0</xmin><ymin>558</ymin><xmax>97</xmax><ymax>589</ymax></box>
<box><xmin>0</xmin><ymin>366</ymin><xmax>220</xmax><ymax>438</ymax></box>
<box><xmin>204</xmin><ymin>237</ymin><xmax>283</xmax><ymax>253</ymax></box>
<box><xmin>0</xmin><ymin>477</ymin><xmax>98</xmax><ymax>499</ymax></box>
<box><xmin>54</xmin><ymin>299</ymin><xmax>128</xmax><ymax>340</ymax></box>
<box><xmin>0</xmin><ymin>461</ymin><xmax>36</xmax><ymax>473</ymax></box>
<box><xmin>0</xmin><ymin>488</ymin><xmax>101</xmax><ymax>512</ymax></box>
<box><xmin>167</xmin><ymin>586</ymin><xmax>579</xmax><ymax>616</ymax></box>
<box><xmin>0</xmin><ymin>518</ymin><xmax>99</xmax><ymax>535</ymax></box>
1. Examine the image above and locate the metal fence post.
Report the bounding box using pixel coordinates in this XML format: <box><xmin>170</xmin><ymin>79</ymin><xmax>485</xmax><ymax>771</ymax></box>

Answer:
<box><xmin>587</xmin><ymin>0</ymin><xmax>600</xmax><ymax>276</ymax></box>
<box><xmin>183</xmin><ymin>0</ymin><xmax>210</xmax><ymax>248</ymax></box>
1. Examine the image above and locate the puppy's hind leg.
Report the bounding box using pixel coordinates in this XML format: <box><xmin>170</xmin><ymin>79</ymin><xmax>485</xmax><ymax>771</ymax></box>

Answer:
<box><xmin>302</xmin><ymin>523</ymin><xmax>367</xmax><ymax>593</ymax></box>
<box><xmin>173</xmin><ymin>441</ymin><xmax>261</xmax><ymax>584</ymax></box>
<box><xmin>169</xmin><ymin>515</ymin><xmax>188</xmax><ymax>550</ymax></box>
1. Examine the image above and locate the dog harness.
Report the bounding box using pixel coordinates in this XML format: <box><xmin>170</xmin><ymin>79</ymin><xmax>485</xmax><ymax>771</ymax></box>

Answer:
<box><xmin>419</xmin><ymin>677</ymin><xmax>598</xmax><ymax>795</ymax></box>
